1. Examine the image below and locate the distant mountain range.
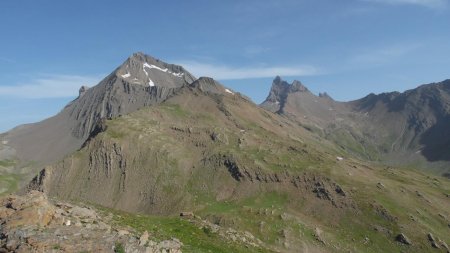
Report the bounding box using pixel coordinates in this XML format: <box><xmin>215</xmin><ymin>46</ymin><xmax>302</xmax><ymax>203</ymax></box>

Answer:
<box><xmin>262</xmin><ymin>76</ymin><xmax>450</xmax><ymax>177</ymax></box>
<box><xmin>0</xmin><ymin>52</ymin><xmax>449</xmax><ymax>252</ymax></box>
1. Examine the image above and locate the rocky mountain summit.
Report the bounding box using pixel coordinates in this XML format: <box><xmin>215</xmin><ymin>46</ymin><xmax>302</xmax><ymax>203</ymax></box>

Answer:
<box><xmin>1</xmin><ymin>53</ymin><xmax>196</xmax><ymax>167</ymax></box>
<box><xmin>261</xmin><ymin>76</ymin><xmax>310</xmax><ymax>113</ymax></box>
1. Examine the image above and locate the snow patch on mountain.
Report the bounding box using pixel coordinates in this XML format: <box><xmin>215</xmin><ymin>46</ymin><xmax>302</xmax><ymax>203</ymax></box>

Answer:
<box><xmin>225</xmin><ymin>89</ymin><xmax>234</xmax><ymax>94</ymax></box>
<box><xmin>143</xmin><ymin>62</ymin><xmax>184</xmax><ymax>78</ymax></box>
<box><xmin>144</xmin><ymin>62</ymin><xmax>168</xmax><ymax>72</ymax></box>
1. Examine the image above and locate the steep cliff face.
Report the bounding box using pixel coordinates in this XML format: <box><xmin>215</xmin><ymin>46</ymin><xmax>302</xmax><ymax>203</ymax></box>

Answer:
<box><xmin>67</xmin><ymin>75</ymin><xmax>180</xmax><ymax>140</ymax></box>
<box><xmin>34</xmin><ymin>137</ymin><xmax>191</xmax><ymax>214</ymax></box>
<box><xmin>34</xmin><ymin>138</ymin><xmax>352</xmax><ymax>214</ymax></box>
<box><xmin>2</xmin><ymin>53</ymin><xmax>195</xmax><ymax>166</ymax></box>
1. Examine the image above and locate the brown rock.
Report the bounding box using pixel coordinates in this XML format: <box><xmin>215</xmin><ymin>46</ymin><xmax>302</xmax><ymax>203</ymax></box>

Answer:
<box><xmin>180</xmin><ymin>211</ymin><xmax>194</xmax><ymax>218</ymax></box>
<box><xmin>139</xmin><ymin>230</ymin><xmax>149</xmax><ymax>246</ymax></box>
<box><xmin>117</xmin><ymin>229</ymin><xmax>130</xmax><ymax>236</ymax></box>
<box><xmin>1</xmin><ymin>191</ymin><xmax>55</xmax><ymax>229</ymax></box>
<box><xmin>0</xmin><ymin>191</ymin><xmax>184</xmax><ymax>253</ymax></box>
<box><xmin>314</xmin><ymin>227</ymin><xmax>326</xmax><ymax>244</ymax></box>
<box><xmin>70</xmin><ymin>206</ymin><xmax>97</xmax><ymax>219</ymax></box>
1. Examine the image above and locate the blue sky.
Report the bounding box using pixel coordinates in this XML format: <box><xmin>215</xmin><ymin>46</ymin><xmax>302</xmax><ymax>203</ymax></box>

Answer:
<box><xmin>1</xmin><ymin>0</ymin><xmax>450</xmax><ymax>132</ymax></box>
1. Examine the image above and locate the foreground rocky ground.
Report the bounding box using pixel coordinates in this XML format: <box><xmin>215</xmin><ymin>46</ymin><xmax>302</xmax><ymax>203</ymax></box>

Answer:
<box><xmin>0</xmin><ymin>191</ymin><xmax>182</xmax><ymax>253</ymax></box>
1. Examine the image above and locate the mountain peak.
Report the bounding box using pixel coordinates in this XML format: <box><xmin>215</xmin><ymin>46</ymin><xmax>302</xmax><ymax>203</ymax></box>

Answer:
<box><xmin>129</xmin><ymin>51</ymin><xmax>156</xmax><ymax>62</ymax></box>
<box><xmin>319</xmin><ymin>92</ymin><xmax>333</xmax><ymax>100</ymax></box>
<box><xmin>268</xmin><ymin>76</ymin><xmax>310</xmax><ymax>99</ymax></box>
<box><xmin>271</xmin><ymin>76</ymin><xmax>309</xmax><ymax>93</ymax></box>
<box><xmin>273</xmin><ymin>75</ymin><xmax>283</xmax><ymax>84</ymax></box>
<box><xmin>2</xmin><ymin>52</ymin><xmax>199</xmax><ymax>164</ymax></box>
<box><xmin>115</xmin><ymin>52</ymin><xmax>196</xmax><ymax>88</ymax></box>
<box><xmin>260</xmin><ymin>76</ymin><xmax>311</xmax><ymax>112</ymax></box>
<box><xmin>190</xmin><ymin>77</ymin><xmax>236</xmax><ymax>95</ymax></box>
<box><xmin>261</xmin><ymin>76</ymin><xmax>314</xmax><ymax>112</ymax></box>
<box><xmin>291</xmin><ymin>80</ymin><xmax>308</xmax><ymax>92</ymax></box>
<box><xmin>78</xmin><ymin>85</ymin><xmax>89</xmax><ymax>98</ymax></box>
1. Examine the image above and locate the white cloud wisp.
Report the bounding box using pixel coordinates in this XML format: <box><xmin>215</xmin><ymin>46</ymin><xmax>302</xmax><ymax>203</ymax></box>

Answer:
<box><xmin>362</xmin><ymin>0</ymin><xmax>448</xmax><ymax>9</ymax></box>
<box><xmin>176</xmin><ymin>61</ymin><xmax>320</xmax><ymax>80</ymax></box>
<box><xmin>350</xmin><ymin>43</ymin><xmax>422</xmax><ymax>65</ymax></box>
<box><xmin>0</xmin><ymin>74</ymin><xmax>102</xmax><ymax>99</ymax></box>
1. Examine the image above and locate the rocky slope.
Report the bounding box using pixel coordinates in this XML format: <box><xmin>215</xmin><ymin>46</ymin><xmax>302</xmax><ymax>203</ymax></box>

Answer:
<box><xmin>29</xmin><ymin>79</ymin><xmax>347</xmax><ymax>215</ymax></box>
<box><xmin>350</xmin><ymin>80</ymin><xmax>450</xmax><ymax>163</ymax></box>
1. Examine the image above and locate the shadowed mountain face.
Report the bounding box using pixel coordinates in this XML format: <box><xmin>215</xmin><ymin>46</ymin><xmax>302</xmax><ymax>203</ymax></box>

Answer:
<box><xmin>351</xmin><ymin>80</ymin><xmax>450</xmax><ymax>162</ymax></box>
<box><xmin>261</xmin><ymin>77</ymin><xmax>450</xmax><ymax>175</ymax></box>
<box><xmin>1</xmin><ymin>53</ymin><xmax>196</xmax><ymax>166</ymax></box>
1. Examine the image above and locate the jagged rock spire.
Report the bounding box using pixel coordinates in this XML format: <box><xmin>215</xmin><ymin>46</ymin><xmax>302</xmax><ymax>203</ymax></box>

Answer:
<box><xmin>261</xmin><ymin>76</ymin><xmax>311</xmax><ymax>112</ymax></box>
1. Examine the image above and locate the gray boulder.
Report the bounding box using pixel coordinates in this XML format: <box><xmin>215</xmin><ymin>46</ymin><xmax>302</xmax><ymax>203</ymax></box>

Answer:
<box><xmin>395</xmin><ymin>233</ymin><xmax>412</xmax><ymax>245</ymax></box>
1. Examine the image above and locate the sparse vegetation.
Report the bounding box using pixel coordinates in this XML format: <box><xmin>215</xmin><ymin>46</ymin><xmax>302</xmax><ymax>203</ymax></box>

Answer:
<box><xmin>0</xmin><ymin>174</ymin><xmax>19</xmax><ymax>196</ymax></box>
<box><xmin>160</xmin><ymin>103</ymin><xmax>190</xmax><ymax>117</ymax></box>
<box><xmin>202</xmin><ymin>226</ymin><xmax>212</xmax><ymax>236</ymax></box>
<box><xmin>0</xmin><ymin>159</ymin><xmax>15</xmax><ymax>167</ymax></box>
<box><xmin>114</xmin><ymin>242</ymin><xmax>125</xmax><ymax>253</ymax></box>
<box><xmin>110</xmin><ymin>210</ymin><xmax>272</xmax><ymax>253</ymax></box>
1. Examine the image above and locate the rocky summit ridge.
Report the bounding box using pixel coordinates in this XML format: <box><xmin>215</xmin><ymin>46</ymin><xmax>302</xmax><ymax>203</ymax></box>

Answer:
<box><xmin>115</xmin><ymin>52</ymin><xmax>196</xmax><ymax>88</ymax></box>
<box><xmin>260</xmin><ymin>76</ymin><xmax>310</xmax><ymax>113</ymax></box>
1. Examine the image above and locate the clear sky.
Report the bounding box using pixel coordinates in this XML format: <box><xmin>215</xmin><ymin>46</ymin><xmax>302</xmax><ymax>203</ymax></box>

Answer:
<box><xmin>1</xmin><ymin>0</ymin><xmax>450</xmax><ymax>132</ymax></box>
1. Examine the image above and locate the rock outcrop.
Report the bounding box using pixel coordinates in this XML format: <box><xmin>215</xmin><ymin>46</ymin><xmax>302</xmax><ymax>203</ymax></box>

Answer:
<box><xmin>261</xmin><ymin>76</ymin><xmax>310</xmax><ymax>113</ymax></box>
<box><xmin>395</xmin><ymin>233</ymin><xmax>412</xmax><ymax>245</ymax></box>
<box><xmin>78</xmin><ymin>85</ymin><xmax>89</xmax><ymax>97</ymax></box>
<box><xmin>0</xmin><ymin>191</ymin><xmax>183</xmax><ymax>253</ymax></box>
